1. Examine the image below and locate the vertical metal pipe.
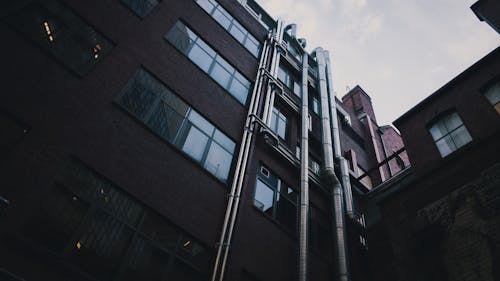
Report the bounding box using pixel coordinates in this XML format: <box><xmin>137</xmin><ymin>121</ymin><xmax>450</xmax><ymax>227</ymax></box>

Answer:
<box><xmin>263</xmin><ymin>19</ymin><xmax>284</xmax><ymax>126</ymax></box>
<box><xmin>211</xmin><ymin>35</ymin><xmax>271</xmax><ymax>281</ymax></box>
<box><xmin>324</xmin><ymin>51</ymin><xmax>355</xmax><ymax>217</ymax></box>
<box><xmin>315</xmin><ymin>48</ymin><xmax>349</xmax><ymax>281</ymax></box>
<box><xmin>217</xmin><ymin>20</ymin><xmax>287</xmax><ymax>281</ymax></box>
<box><xmin>298</xmin><ymin>52</ymin><xmax>309</xmax><ymax>281</ymax></box>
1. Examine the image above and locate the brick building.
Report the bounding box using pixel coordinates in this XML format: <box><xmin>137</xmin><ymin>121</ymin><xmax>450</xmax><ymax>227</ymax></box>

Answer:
<box><xmin>0</xmin><ymin>1</ymin><xmax>406</xmax><ymax>281</ymax></box>
<box><xmin>366</xmin><ymin>46</ymin><xmax>500</xmax><ymax>281</ymax></box>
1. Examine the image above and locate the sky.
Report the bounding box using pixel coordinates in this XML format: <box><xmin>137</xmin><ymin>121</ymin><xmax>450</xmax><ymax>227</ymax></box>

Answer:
<box><xmin>255</xmin><ymin>0</ymin><xmax>500</xmax><ymax>126</ymax></box>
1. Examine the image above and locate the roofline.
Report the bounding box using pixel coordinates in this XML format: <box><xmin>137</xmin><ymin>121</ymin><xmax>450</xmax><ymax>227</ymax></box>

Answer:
<box><xmin>341</xmin><ymin>85</ymin><xmax>371</xmax><ymax>101</ymax></box>
<box><xmin>393</xmin><ymin>45</ymin><xmax>500</xmax><ymax>127</ymax></box>
<box><xmin>470</xmin><ymin>0</ymin><xmax>485</xmax><ymax>22</ymax></box>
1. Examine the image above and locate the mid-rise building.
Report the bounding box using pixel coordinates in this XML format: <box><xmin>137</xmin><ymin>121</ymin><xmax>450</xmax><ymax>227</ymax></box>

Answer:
<box><xmin>0</xmin><ymin>0</ymin><xmax>407</xmax><ymax>281</ymax></box>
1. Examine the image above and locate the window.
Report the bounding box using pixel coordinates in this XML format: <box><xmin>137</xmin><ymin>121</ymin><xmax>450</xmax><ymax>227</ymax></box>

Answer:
<box><xmin>253</xmin><ymin>165</ymin><xmax>298</xmax><ymax>233</ymax></box>
<box><xmin>484</xmin><ymin>81</ymin><xmax>500</xmax><ymax>114</ymax></box>
<box><xmin>308</xmin><ymin>157</ymin><xmax>321</xmax><ymax>176</ymax></box>
<box><xmin>310</xmin><ymin>96</ymin><xmax>320</xmax><ymax>115</ymax></box>
<box><xmin>285</xmin><ymin>39</ymin><xmax>302</xmax><ymax>62</ymax></box>
<box><xmin>428</xmin><ymin>111</ymin><xmax>472</xmax><ymax>157</ymax></box>
<box><xmin>5</xmin><ymin>0</ymin><xmax>113</xmax><ymax>76</ymax></box>
<box><xmin>165</xmin><ymin>21</ymin><xmax>251</xmax><ymax>104</ymax></box>
<box><xmin>195</xmin><ymin>0</ymin><xmax>261</xmax><ymax>57</ymax></box>
<box><xmin>277</xmin><ymin>64</ymin><xmax>301</xmax><ymax>97</ymax></box>
<box><xmin>121</xmin><ymin>0</ymin><xmax>160</xmax><ymax>18</ymax></box>
<box><xmin>270</xmin><ymin>107</ymin><xmax>288</xmax><ymax>140</ymax></box>
<box><xmin>117</xmin><ymin>68</ymin><xmax>235</xmax><ymax>182</ymax></box>
<box><xmin>23</xmin><ymin>159</ymin><xmax>211</xmax><ymax>281</ymax></box>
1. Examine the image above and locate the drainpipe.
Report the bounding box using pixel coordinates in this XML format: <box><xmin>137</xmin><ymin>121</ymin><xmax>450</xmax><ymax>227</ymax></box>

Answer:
<box><xmin>211</xmin><ymin>33</ymin><xmax>272</xmax><ymax>281</ymax></box>
<box><xmin>324</xmin><ymin>51</ymin><xmax>355</xmax><ymax>218</ymax></box>
<box><xmin>262</xmin><ymin>19</ymin><xmax>285</xmax><ymax>126</ymax></box>
<box><xmin>298</xmin><ymin>52</ymin><xmax>309</xmax><ymax>281</ymax></box>
<box><xmin>315</xmin><ymin>47</ymin><xmax>349</xmax><ymax>281</ymax></box>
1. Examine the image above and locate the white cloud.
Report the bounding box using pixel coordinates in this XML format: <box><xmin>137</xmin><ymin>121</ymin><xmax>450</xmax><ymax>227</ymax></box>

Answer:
<box><xmin>255</xmin><ymin>0</ymin><xmax>500</xmax><ymax>125</ymax></box>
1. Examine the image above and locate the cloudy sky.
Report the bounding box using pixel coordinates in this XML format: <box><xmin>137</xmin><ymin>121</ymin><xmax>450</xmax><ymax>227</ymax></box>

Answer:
<box><xmin>255</xmin><ymin>0</ymin><xmax>500</xmax><ymax>125</ymax></box>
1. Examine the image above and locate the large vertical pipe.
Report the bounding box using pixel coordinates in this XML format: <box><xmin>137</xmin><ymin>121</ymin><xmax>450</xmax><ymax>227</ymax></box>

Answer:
<box><xmin>324</xmin><ymin>51</ymin><xmax>355</xmax><ymax>217</ymax></box>
<box><xmin>315</xmin><ymin>47</ymin><xmax>349</xmax><ymax>281</ymax></box>
<box><xmin>211</xmin><ymin>34</ymin><xmax>271</xmax><ymax>281</ymax></box>
<box><xmin>263</xmin><ymin>19</ymin><xmax>285</xmax><ymax>126</ymax></box>
<box><xmin>298</xmin><ymin>52</ymin><xmax>309</xmax><ymax>281</ymax></box>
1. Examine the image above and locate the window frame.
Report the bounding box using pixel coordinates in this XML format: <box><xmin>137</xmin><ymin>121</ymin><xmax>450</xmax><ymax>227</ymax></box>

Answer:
<box><xmin>4</xmin><ymin>0</ymin><xmax>114</xmax><ymax>76</ymax></box>
<box><xmin>481</xmin><ymin>79</ymin><xmax>500</xmax><ymax>114</ymax></box>
<box><xmin>253</xmin><ymin>164</ymin><xmax>298</xmax><ymax>234</ymax></box>
<box><xmin>23</xmin><ymin>159</ymin><xmax>212</xmax><ymax>280</ymax></box>
<box><xmin>115</xmin><ymin>68</ymin><xmax>236</xmax><ymax>183</ymax></box>
<box><xmin>165</xmin><ymin>21</ymin><xmax>251</xmax><ymax>105</ymax></box>
<box><xmin>427</xmin><ymin>110</ymin><xmax>473</xmax><ymax>158</ymax></box>
<box><xmin>194</xmin><ymin>0</ymin><xmax>261</xmax><ymax>58</ymax></box>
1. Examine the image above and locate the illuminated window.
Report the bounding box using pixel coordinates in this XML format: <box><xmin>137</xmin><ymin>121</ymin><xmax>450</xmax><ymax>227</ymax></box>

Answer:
<box><xmin>253</xmin><ymin>164</ymin><xmax>298</xmax><ymax>233</ymax></box>
<box><xmin>195</xmin><ymin>0</ymin><xmax>261</xmax><ymax>57</ymax></box>
<box><xmin>117</xmin><ymin>68</ymin><xmax>235</xmax><ymax>182</ymax></box>
<box><xmin>121</xmin><ymin>0</ymin><xmax>160</xmax><ymax>18</ymax></box>
<box><xmin>23</xmin><ymin>159</ymin><xmax>211</xmax><ymax>280</ymax></box>
<box><xmin>5</xmin><ymin>0</ymin><xmax>113</xmax><ymax>75</ymax></box>
<box><xmin>484</xmin><ymin>81</ymin><xmax>500</xmax><ymax>114</ymax></box>
<box><xmin>165</xmin><ymin>21</ymin><xmax>251</xmax><ymax>104</ymax></box>
<box><xmin>428</xmin><ymin>111</ymin><xmax>472</xmax><ymax>157</ymax></box>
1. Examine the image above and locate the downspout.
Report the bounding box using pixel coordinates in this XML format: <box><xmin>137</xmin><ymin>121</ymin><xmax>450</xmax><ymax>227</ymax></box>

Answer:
<box><xmin>324</xmin><ymin>51</ymin><xmax>355</xmax><ymax>218</ymax></box>
<box><xmin>211</xmin><ymin>33</ymin><xmax>272</xmax><ymax>281</ymax></box>
<box><xmin>315</xmin><ymin>47</ymin><xmax>349</xmax><ymax>281</ymax></box>
<box><xmin>298</xmin><ymin>52</ymin><xmax>309</xmax><ymax>281</ymax></box>
<box><xmin>262</xmin><ymin>19</ymin><xmax>285</xmax><ymax>126</ymax></box>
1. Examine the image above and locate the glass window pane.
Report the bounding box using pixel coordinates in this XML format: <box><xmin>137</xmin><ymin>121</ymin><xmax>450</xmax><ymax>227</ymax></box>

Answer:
<box><xmin>211</xmin><ymin>62</ymin><xmax>232</xmax><ymax>88</ymax></box>
<box><xmin>213</xmin><ymin>8</ymin><xmax>231</xmax><ymax>29</ymax></box>
<box><xmin>229</xmin><ymin>78</ymin><xmax>248</xmax><ymax>104</ymax></box>
<box><xmin>181</xmin><ymin>126</ymin><xmax>209</xmax><ymax>162</ymax></box>
<box><xmin>293</xmin><ymin>81</ymin><xmax>301</xmax><ymax>97</ymax></box>
<box><xmin>254</xmin><ymin>179</ymin><xmax>275</xmax><ymax>215</ymax></box>
<box><xmin>443</xmin><ymin>112</ymin><xmax>462</xmax><ymax>132</ymax></box>
<box><xmin>120</xmin><ymin>82</ymin><xmax>157</xmax><ymax>120</ymax></box>
<box><xmin>122</xmin><ymin>0</ymin><xmax>159</xmax><ymax>18</ymax></box>
<box><xmin>196</xmin><ymin>0</ymin><xmax>215</xmax><ymax>13</ymax></box>
<box><xmin>147</xmin><ymin>101</ymin><xmax>184</xmax><ymax>142</ymax></box>
<box><xmin>277</xmin><ymin>115</ymin><xmax>287</xmax><ymax>139</ymax></box>
<box><xmin>69</xmin><ymin>211</ymin><xmax>134</xmax><ymax>281</ymax></box>
<box><xmin>485</xmin><ymin>82</ymin><xmax>500</xmax><ymax>104</ymax></box>
<box><xmin>204</xmin><ymin>142</ymin><xmax>232</xmax><ymax>181</ymax></box>
<box><xmin>229</xmin><ymin>24</ymin><xmax>246</xmax><ymax>42</ymax></box>
<box><xmin>450</xmin><ymin>125</ymin><xmax>472</xmax><ymax>149</ymax></box>
<box><xmin>188</xmin><ymin>110</ymin><xmax>214</xmax><ymax>135</ymax></box>
<box><xmin>278</xmin><ymin>65</ymin><xmax>287</xmax><ymax>85</ymax></box>
<box><xmin>213</xmin><ymin>130</ymin><xmax>235</xmax><ymax>152</ymax></box>
<box><xmin>166</xmin><ymin>23</ymin><xmax>195</xmax><ymax>53</ymax></box>
<box><xmin>271</xmin><ymin>109</ymin><xmax>278</xmax><ymax>133</ymax></box>
<box><xmin>23</xmin><ymin>184</ymin><xmax>89</xmax><ymax>252</ymax></box>
<box><xmin>436</xmin><ymin>136</ymin><xmax>456</xmax><ymax>157</ymax></box>
<box><xmin>245</xmin><ymin>39</ymin><xmax>260</xmax><ymax>57</ymax></box>
<box><xmin>429</xmin><ymin>122</ymin><xmax>448</xmax><ymax>140</ymax></box>
<box><xmin>188</xmin><ymin>44</ymin><xmax>214</xmax><ymax>73</ymax></box>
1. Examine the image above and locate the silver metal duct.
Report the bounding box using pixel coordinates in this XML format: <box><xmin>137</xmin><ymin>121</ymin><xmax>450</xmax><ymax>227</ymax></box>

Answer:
<box><xmin>324</xmin><ymin>51</ymin><xmax>355</xmax><ymax>217</ymax></box>
<box><xmin>262</xmin><ymin>19</ymin><xmax>285</xmax><ymax>126</ymax></box>
<box><xmin>211</xmin><ymin>32</ymin><xmax>272</xmax><ymax>281</ymax></box>
<box><xmin>299</xmin><ymin>52</ymin><xmax>309</xmax><ymax>281</ymax></box>
<box><xmin>315</xmin><ymin>47</ymin><xmax>349</xmax><ymax>281</ymax></box>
